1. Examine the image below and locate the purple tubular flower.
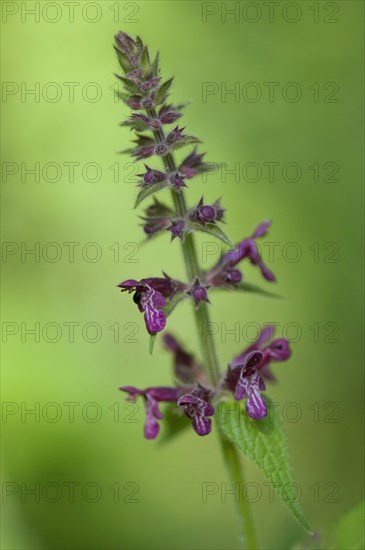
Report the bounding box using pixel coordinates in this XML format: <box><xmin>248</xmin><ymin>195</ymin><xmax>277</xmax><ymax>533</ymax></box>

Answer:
<box><xmin>177</xmin><ymin>386</ymin><xmax>215</xmax><ymax>436</ymax></box>
<box><xmin>231</xmin><ymin>326</ymin><xmax>291</xmax><ymax>381</ymax></box>
<box><xmin>206</xmin><ymin>220</ymin><xmax>275</xmax><ymax>287</ymax></box>
<box><xmin>223</xmin><ymin>221</ymin><xmax>275</xmax><ymax>281</ymax></box>
<box><xmin>120</xmin><ymin>386</ymin><xmax>183</xmax><ymax>439</ymax></box>
<box><xmin>226</xmin><ymin>351</ymin><xmax>267</xmax><ymax>420</ymax></box>
<box><xmin>118</xmin><ymin>277</ymin><xmax>182</xmax><ymax>334</ymax></box>
<box><xmin>163</xmin><ymin>333</ymin><xmax>205</xmax><ymax>384</ymax></box>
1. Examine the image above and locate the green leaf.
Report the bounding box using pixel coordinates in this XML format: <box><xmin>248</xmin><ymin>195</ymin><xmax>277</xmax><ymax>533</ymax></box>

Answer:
<box><xmin>171</xmin><ymin>135</ymin><xmax>201</xmax><ymax>151</ymax></box>
<box><xmin>216</xmin><ymin>399</ymin><xmax>312</xmax><ymax>533</ymax></box>
<box><xmin>333</xmin><ymin>500</ymin><xmax>364</xmax><ymax>549</ymax></box>
<box><xmin>189</xmin><ymin>221</ymin><xmax>233</xmax><ymax>247</ymax></box>
<box><xmin>158</xmin><ymin>402</ymin><xmax>190</xmax><ymax>444</ymax></box>
<box><xmin>141</xmin><ymin>46</ymin><xmax>150</xmax><ymax>72</ymax></box>
<box><xmin>149</xmin><ymin>333</ymin><xmax>156</xmax><ymax>355</ymax></box>
<box><xmin>116</xmin><ymin>75</ymin><xmax>141</xmax><ymax>94</ymax></box>
<box><xmin>151</xmin><ymin>51</ymin><xmax>160</xmax><ymax>76</ymax></box>
<box><xmin>215</xmin><ymin>281</ymin><xmax>284</xmax><ymax>299</ymax></box>
<box><xmin>156</xmin><ymin>77</ymin><xmax>174</xmax><ymax>104</ymax></box>
<box><xmin>134</xmin><ymin>181</ymin><xmax>169</xmax><ymax>208</ymax></box>
<box><xmin>122</xmin><ymin>118</ymin><xmax>149</xmax><ymax>132</ymax></box>
<box><xmin>114</xmin><ymin>47</ymin><xmax>130</xmax><ymax>73</ymax></box>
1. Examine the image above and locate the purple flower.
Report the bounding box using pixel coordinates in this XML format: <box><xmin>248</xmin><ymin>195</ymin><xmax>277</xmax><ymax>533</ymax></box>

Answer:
<box><xmin>231</xmin><ymin>326</ymin><xmax>291</xmax><ymax>382</ymax></box>
<box><xmin>117</xmin><ymin>277</ymin><xmax>183</xmax><ymax>334</ymax></box>
<box><xmin>120</xmin><ymin>386</ymin><xmax>183</xmax><ymax>439</ymax></box>
<box><xmin>177</xmin><ymin>386</ymin><xmax>215</xmax><ymax>436</ymax></box>
<box><xmin>187</xmin><ymin>278</ymin><xmax>210</xmax><ymax>306</ymax></box>
<box><xmin>206</xmin><ymin>220</ymin><xmax>275</xmax><ymax>287</ymax></box>
<box><xmin>225</xmin><ymin>351</ymin><xmax>267</xmax><ymax>420</ymax></box>
<box><xmin>225</xmin><ymin>328</ymin><xmax>292</xmax><ymax>419</ymax></box>
<box><xmin>163</xmin><ymin>333</ymin><xmax>205</xmax><ymax>384</ymax></box>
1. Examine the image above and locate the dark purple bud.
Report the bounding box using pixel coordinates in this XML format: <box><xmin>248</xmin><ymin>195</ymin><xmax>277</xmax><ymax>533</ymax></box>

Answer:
<box><xmin>198</xmin><ymin>205</ymin><xmax>215</xmax><ymax>222</ymax></box>
<box><xmin>187</xmin><ymin>278</ymin><xmax>210</xmax><ymax>306</ymax></box>
<box><xmin>154</xmin><ymin>143</ymin><xmax>169</xmax><ymax>156</ymax></box>
<box><xmin>148</xmin><ymin>118</ymin><xmax>162</xmax><ymax>130</ymax></box>
<box><xmin>142</xmin><ymin>199</ymin><xmax>172</xmax><ymax>237</ymax></box>
<box><xmin>166</xmin><ymin>126</ymin><xmax>185</xmax><ymax>145</ymax></box>
<box><xmin>133</xmin><ymin>145</ymin><xmax>155</xmax><ymax>160</ymax></box>
<box><xmin>126</xmin><ymin>68</ymin><xmax>144</xmax><ymax>82</ymax></box>
<box><xmin>170</xmin><ymin>219</ymin><xmax>186</xmax><ymax>239</ymax></box>
<box><xmin>179</xmin><ymin>148</ymin><xmax>206</xmax><ymax>178</ymax></box>
<box><xmin>141</xmin><ymin>97</ymin><xmax>154</xmax><ymax>109</ymax></box>
<box><xmin>139</xmin><ymin>77</ymin><xmax>161</xmax><ymax>92</ymax></box>
<box><xmin>169</xmin><ymin>172</ymin><xmax>186</xmax><ymax>188</ymax></box>
<box><xmin>143</xmin><ymin>218</ymin><xmax>170</xmax><ymax>237</ymax></box>
<box><xmin>160</xmin><ymin>111</ymin><xmax>182</xmax><ymax>124</ymax></box>
<box><xmin>125</xmin><ymin>96</ymin><xmax>142</xmax><ymax>110</ymax></box>
<box><xmin>142</xmin><ymin>165</ymin><xmax>166</xmax><ymax>185</ymax></box>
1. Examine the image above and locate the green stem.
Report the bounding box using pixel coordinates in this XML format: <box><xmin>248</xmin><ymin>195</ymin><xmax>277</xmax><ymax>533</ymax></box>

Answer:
<box><xmin>148</xmin><ymin>110</ymin><xmax>258</xmax><ymax>548</ymax></box>
<box><xmin>220</xmin><ymin>436</ymin><xmax>259</xmax><ymax>550</ymax></box>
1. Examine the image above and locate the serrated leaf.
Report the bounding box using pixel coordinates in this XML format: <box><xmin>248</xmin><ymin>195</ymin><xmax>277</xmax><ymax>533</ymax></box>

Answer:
<box><xmin>216</xmin><ymin>281</ymin><xmax>284</xmax><ymax>299</ymax></box>
<box><xmin>114</xmin><ymin>47</ymin><xmax>130</xmax><ymax>73</ymax></box>
<box><xmin>114</xmin><ymin>89</ymin><xmax>130</xmax><ymax>102</ymax></box>
<box><xmin>156</xmin><ymin>77</ymin><xmax>174</xmax><ymax>104</ymax></box>
<box><xmin>122</xmin><ymin>118</ymin><xmax>149</xmax><ymax>132</ymax></box>
<box><xmin>116</xmin><ymin>75</ymin><xmax>141</xmax><ymax>94</ymax></box>
<box><xmin>333</xmin><ymin>500</ymin><xmax>364</xmax><ymax>549</ymax></box>
<box><xmin>216</xmin><ymin>399</ymin><xmax>312</xmax><ymax>533</ymax></box>
<box><xmin>172</xmin><ymin>136</ymin><xmax>201</xmax><ymax>151</ymax></box>
<box><xmin>149</xmin><ymin>333</ymin><xmax>156</xmax><ymax>355</ymax></box>
<box><xmin>151</xmin><ymin>51</ymin><xmax>160</xmax><ymax>76</ymax></box>
<box><xmin>141</xmin><ymin>46</ymin><xmax>150</xmax><ymax>72</ymax></box>
<box><xmin>134</xmin><ymin>181</ymin><xmax>169</xmax><ymax>208</ymax></box>
<box><xmin>158</xmin><ymin>402</ymin><xmax>190</xmax><ymax>444</ymax></box>
<box><xmin>189</xmin><ymin>222</ymin><xmax>233</xmax><ymax>247</ymax></box>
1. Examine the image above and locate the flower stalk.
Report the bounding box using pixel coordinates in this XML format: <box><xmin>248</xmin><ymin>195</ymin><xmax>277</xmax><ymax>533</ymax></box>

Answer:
<box><xmin>113</xmin><ymin>31</ymin><xmax>294</xmax><ymax>548</ymax></box>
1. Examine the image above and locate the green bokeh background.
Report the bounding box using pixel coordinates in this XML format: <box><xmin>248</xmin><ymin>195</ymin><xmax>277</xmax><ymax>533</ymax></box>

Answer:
<box><xmin>1</xmin><ymin>1</ymin><xmax>364</xmax><ymax>549</ymax></box>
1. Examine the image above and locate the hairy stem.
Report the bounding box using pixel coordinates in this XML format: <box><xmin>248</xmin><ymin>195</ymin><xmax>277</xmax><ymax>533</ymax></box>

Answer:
<box><xmin>148</xmin><ymin>109</ymin><xmax>258</xmax><ymax>548</ymax></box>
